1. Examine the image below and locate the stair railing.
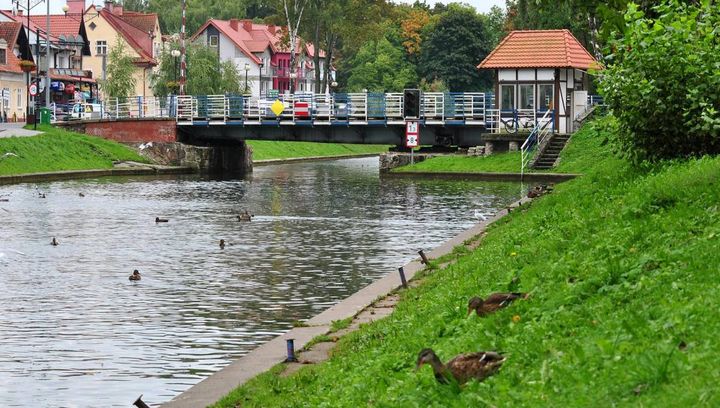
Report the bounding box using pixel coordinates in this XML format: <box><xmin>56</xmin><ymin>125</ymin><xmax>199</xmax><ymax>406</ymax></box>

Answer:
<box><xmin>520</xmin><ymin>108</ymin><xmax>554</xmax><ymax>179</ymax></box>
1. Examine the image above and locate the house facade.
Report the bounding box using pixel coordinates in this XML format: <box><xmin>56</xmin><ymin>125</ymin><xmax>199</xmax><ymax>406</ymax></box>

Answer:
<box><xmin>192</xmin><ymin>19</ymin><xmax>331</xmax><ymax>96</ymax></box>
<box><xmin>477</xmin><ymin>29</ymin><xmax>600</xmax><ymax>134</ymax></box>
<box><xmin>68</xmin><ymin>0</ymin><xmax>161</xmax><ymax>100</ymax></box>
<box><xmin>0</xmin><ymin>21</ymin><xmax>31</xmax><ymax>121</ymax></box>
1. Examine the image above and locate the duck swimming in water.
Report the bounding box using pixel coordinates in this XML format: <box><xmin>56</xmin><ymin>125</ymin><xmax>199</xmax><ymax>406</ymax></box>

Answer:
<box><xmin>155</xmin><ymin>217</ymin><xmax>169</xmax><ymax>223</ymax></box>
<box><xmin>467</xmin><ymin>292</ymin><xmax>528</xmax><ymax>316</ymax></box>
<box><xmin>416</xmin><ymin>348</ymin><xmax>505</xmax><ymax>384</ymax></box>
<box><xmin>219</xmin><ymin>239</ymin><xmax>226</xmax><ymax>249</ymax></box>
<box><xmin>51</xmin><ymin>237</ymin><xmax>59</xmax><ymax>246</ymax></box>
<box><xmin>237</xmin><ymin>210</ymin><xmax>253</xmax><ymax>222</ymax></box>
<box><xmin>129</xmin><ymin>270</ymin><xmax>141</xmax><ymax>281</ymax></box>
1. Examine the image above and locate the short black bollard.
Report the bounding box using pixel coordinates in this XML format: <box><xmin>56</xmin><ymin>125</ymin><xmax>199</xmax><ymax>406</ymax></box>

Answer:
<box><xmin>133</xmin><ymin>394</ymin><xmax>150</xmax><ymax>408</ymax></box>
<box><xmin>285</xmin><ymin>338</ymin><xmax>298</xmax><ymax>362</ymax></box>
<box><xmin>398</xmin><ymin>267</ymin><xmax>408</xmax><ymax>289</ymax></box>
<box><xmin>418</xmin><ymin>250</ymin><xmax>429</xmax><ymax>265</ymax></box>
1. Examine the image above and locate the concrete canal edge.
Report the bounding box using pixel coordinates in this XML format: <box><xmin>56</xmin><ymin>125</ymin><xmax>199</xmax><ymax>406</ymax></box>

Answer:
<box><xmin>383</xmin><ymin>170</ymin><xmax>580</xmax><ymax>183</ymax></box>
<box><xmin>254</xmin><ymin>153</ymin><xmax>381</xmax><ymax>166</ymax></box>
<box><xmin>161</xmin><ymin>195</ymin><xmax>536</xmax><ymax>408</ymax></box>
<box><xmin>0</xmin><ymin>165</ymin><xmax>194</xmax><ymax>186</ymax></box>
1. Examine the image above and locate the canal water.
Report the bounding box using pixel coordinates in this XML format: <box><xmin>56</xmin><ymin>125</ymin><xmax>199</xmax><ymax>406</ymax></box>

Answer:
<box><xmin>0</xmin><ymin>157</ymin><xmax>521</xmax><ymax>407</ymax></box>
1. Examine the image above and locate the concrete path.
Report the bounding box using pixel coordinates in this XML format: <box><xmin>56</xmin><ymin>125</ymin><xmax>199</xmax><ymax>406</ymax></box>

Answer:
<box><xmin>0</xmin><ymin>123</ymin><xmax>43</xmax><ymax>137</ymax></box>
<box><xmin>161</xmin><ymin>195</ymin><xmax>534</xmax><ymax>408</ymax></box>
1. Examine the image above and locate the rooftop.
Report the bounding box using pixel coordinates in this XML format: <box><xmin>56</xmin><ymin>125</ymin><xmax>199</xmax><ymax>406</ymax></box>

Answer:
<box><xmin>477</xmin><ymin>29</ymin><xmax>600</xmax><ymax>70</ymax></box>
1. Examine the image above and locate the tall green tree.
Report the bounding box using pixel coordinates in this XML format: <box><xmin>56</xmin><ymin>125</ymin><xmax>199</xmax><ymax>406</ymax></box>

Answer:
<box><xmin>102</xmin><ymin>38</ymin><xmax>136</xmax><ymax>98</ymax></box>
<box><xmin>346</xmin><ymin>36</ymin><xmax>417</xmax><ymax>92</ymax></box>
<box><xmin>152</xmin><ymin>44</ymin><xmax>242</xmax><ymax>96</ymax></box>
<box><xmin>418</xmin><ymin>4</ymin><xmax>492</xmax><ymax>92</ymax></box>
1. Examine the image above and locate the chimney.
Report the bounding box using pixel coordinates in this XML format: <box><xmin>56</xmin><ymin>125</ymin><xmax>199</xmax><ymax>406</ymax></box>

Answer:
<box><xmin>114</xmin><ymin>4</ymin><xmax>123</xmax><ymax>15</ymax></box>
<box><xmin>229</xmin><ymin>19</ymin><xmax>239</xmax><ymax>31</ymax></box>
<box><xmin>104</xmin><ymin>1</ymin><xmax>114</xmax><ymax>14</ymax></box>
<box><xmin>268</xmin><ymin>25</ymin><xmax>276</xmax><ymax>35</ymax></box>
<box><xmin>66</xmin><ymin>0</ymin><xmax>85</xmax><ymax>14</ymax></box>
<box><xmin>17</xmin><ymin>10</ymin><xmax>23</xmax><ymax>16</ymax></box>
<box><xmin>242</xmin><ymin>20</ymin><xmax>253</xmax><ymax>32</ymax></box>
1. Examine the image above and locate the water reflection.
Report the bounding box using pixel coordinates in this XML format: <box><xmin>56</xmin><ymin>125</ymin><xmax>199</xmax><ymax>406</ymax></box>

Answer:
<box><xmin>0</xmin><ymin>157</ymin><xmax>520</xmax><ymax>406</ymax></box>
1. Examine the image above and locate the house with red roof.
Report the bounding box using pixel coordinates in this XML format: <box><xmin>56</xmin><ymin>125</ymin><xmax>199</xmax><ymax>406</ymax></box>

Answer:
<box><xmin>192</xmin><ymin>19</ymin><xmax>332</xmax><ymax>96</ymax></box>
<box><xmin>477</xmin><ymin>29</ymin><xmax>601</xmax><ymax>134</ymax></box>
<box><xmin>0</xmin><ymin>21</ymin><xmax>32</xmax><ymax>121</ymax></box>
<box><xmin>68</xmin><ymin>0</ymin><xmax>162</xmax><ymax>100</ymax></box>
<box><xmin>0</xmin><ymin>5</ymin><xmax>93</xmax><ymax>106</ymax></box>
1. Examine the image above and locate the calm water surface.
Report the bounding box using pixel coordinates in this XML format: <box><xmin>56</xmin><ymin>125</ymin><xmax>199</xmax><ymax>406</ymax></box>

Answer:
<box><xmin>0</xmin><ymin>157</ymin><xmax>521</xmax><ymax>407</ymax></box>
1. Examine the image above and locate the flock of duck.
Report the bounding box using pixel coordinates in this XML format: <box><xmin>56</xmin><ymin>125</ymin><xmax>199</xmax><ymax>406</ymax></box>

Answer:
<box><xmin>415</xmin><ymin>185</ymin><xmax>553</xmax><ymax>385</ymax></box>
<box><xmin>415</xmin><ymin>292</ymin><xmax>528</xmax><ymax>384</ymax></box>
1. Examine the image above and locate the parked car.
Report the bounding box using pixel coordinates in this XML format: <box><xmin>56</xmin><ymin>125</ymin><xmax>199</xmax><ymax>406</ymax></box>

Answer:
<box><xmin>69</xmin><ymin>102</ymin><xmax>105</xmax><ymax>120</ymax></box>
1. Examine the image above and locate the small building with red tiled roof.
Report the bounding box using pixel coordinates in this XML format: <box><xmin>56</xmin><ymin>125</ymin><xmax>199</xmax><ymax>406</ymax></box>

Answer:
<box><xmin>0</xmin><ymin>21</ymin><xmax>32</xmax><ymax>121</ymax></box>
<box><xmin>478</xmin><ymin>29</ymin><xmax>601</xmax><ymax>133</ymax></box>
<box><xmin>192</xmin><ymin>19</ymin><xmax>333</xmax><ymax>96</ymax></box>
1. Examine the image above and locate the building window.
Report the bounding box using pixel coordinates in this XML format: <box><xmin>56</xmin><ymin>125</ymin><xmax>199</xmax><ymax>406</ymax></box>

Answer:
<box><xmin>96</xmin><ymin>40</ymin><xmax>107</xmax><ymax>56</ymax></box>
<box><xmin>17</xmin><ymin>89</ymin><xmax>22</xmax><ymax>108</ymax></box>
<box><xmin>0</xmin><ymin>48</ymin><xmax>6</xmax><ymax>65</ymax></box>
<box><xmin>538</xmin><ymin>84</ymin><xmax>554</xmax><ymax>111</ymax></box>
<box><xmin>519</xmin><ymin>84</ymin><xmax>534</xmax><ymax>111</ymax></box>
<box><xmin>500</xmin><ymin>84</ymin><xmax>515</xmax><ymax>111</ymax></box>
<box><xmin>209</xmin><ymin>35</ymin><xmax>218</xmax><ymax>47</ymax></box>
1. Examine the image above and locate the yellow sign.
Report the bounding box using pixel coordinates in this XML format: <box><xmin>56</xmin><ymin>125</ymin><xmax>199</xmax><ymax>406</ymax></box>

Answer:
<box><xmin>270</xmin><ymin>99</ymin><xmax>284</xmax><ymax>116</ymax></box>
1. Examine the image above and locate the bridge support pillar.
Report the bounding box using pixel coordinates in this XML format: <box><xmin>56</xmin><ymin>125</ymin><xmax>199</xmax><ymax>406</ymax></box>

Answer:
<box><xmin>207</xmin><ymin>142</ymin><xmax>253</xmax><ymax>175</ymax></box>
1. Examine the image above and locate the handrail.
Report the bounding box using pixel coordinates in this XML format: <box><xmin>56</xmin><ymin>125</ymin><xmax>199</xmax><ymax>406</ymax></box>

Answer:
<box><xmin>520</xmin><ymin>109</ymin><xmax>554</xmax><ymax>178</ymax></box>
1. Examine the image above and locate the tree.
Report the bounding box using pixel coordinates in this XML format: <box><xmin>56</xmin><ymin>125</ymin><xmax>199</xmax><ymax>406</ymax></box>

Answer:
<box><xmin>418</xmin><ymin>4</ymin><xmax>492</xmax><ymax>92</ymax></box>
<box><xmin>151</xmin><ymin>44</ymin><xmax>242</xmax><ymax>96</ymax></box>
<box><xmin>400</xmin><ymin>8</ymin><xmax>432</xmax><ymax>56</ymax></box>
<box><xmin>102</xmin><ymin>38</ymin><xmax>136</xmax><ymax>99</ymax></box>
<box><xmin>346</xmin><ymin>36</ymin><xmax>417</xmax><ymax>92</ymax></box>
<box><xmin>281</xmin><ymin>0</ymin><xmax>307</xmax><ymax>92</ymax></box>
<box><xmin>599</xmin><ymin>0</ymin><xmax>720</xmax><ymax>163</ymax></box>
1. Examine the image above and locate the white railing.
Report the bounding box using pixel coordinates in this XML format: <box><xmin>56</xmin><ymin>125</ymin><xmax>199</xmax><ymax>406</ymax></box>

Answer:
<box><xmin>104</xmin><ymin>96</ymin><xmax>176</xmax><ymax>119</ymax></box>
<box><xmin>521</xmin><ymin>109</ymin><xmax>555</xmax><ymax>177</ymax></box>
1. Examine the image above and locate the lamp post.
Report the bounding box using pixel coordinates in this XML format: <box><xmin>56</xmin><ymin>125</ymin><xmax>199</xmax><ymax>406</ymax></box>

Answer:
<box><xmin>171</xmin><ymin>49</ymin><xmax>180</xmax><ymax>83</ymax></box>
<box><xmin>244</xmin><ymin>62</ymin><xmax>250</xmax><ymax>95</ymax></box>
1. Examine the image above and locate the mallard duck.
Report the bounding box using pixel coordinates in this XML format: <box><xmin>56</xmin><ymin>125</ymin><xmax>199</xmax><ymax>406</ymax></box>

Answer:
<box><xmin>51</xmin><ymin>237</ymin><xmax>59</xmax><ymax>246</ymax></box>
<box><xmin>155</xmin><ymin>217</ymin><xmax>169</xmax><ymax>223</ymax></box>
<box><xmin>129</xmin><ymin>270</ymin><xmax>141</xmax><ymax>281</ymax></box>
<box><xmin>415</xmin><ymin>348</ymin><xmax>505</xmax><ymax>384</ymax></box>
<box><xmin>219</xmin><ymin>239</ymin><xmax>226</xmax><ymax>249</ymax></box>
<box><xmin>467</xmin><ymin>292</ymin><xmax>527</xmax><ymax>316</ymax></box>
<box><xmin>237</xmin><ymin>210</ymin><xmax>253</xmax><ymax>222</ymax></box>
<box><xmin>79</xmin><ymin>192</ymin><xmax>85</xmax><ymax>197</ymax></box>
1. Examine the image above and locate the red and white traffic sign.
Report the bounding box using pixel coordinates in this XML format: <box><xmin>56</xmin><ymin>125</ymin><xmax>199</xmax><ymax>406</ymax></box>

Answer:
<box><xmin>405</xmin><ymin>120</ymin><xmax>419</xmax><ymax>148</ymax></box>
<box><xmin>29</xmin><ymin>83</ymin><xmax>38</xmax><ymax>97</ymax></box>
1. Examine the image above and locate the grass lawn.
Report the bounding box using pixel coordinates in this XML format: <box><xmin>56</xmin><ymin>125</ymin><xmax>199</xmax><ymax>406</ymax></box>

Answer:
<box><xmin>213</xmin><ymin>118</ymin><xmax>720</xmax><ymax>407</ymax></box>
<box><xmin>0</xmin><ymin>125</ymin><xmax>148</xmax><ymax>176</ymax></box>
<box><xmin>393</xmin><ymin>120</ymin><xmax>608</xmax><ymax>174</ymax></box>
<box><xmin>248</xmin><ymin>140</ymin><xmax>389</xmax><ymax>161</ymax></box>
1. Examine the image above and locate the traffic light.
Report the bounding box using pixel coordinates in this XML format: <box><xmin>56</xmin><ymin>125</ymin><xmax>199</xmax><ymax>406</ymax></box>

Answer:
<box><xmin>403</xmin><ymin>89</ymin><xmax>421</xmax><ymax>119</ymax></box>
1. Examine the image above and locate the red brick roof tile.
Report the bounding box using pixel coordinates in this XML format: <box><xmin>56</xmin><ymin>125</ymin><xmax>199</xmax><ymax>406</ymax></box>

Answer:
<box><xmin>478</xmin><ymin>29</ymin><xmax>601</xmax><ymax>70</ymax></box>
<box><xmin>0</xmin><ymin>21</ymin><xmax>24</xmax><ymax>74</ymax></box>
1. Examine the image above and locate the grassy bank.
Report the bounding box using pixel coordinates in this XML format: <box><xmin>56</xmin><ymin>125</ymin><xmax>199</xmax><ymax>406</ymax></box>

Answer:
<box><xmin>393</xmin><ymin>121</ymin><xmax>607</xmax><ymax>174</ymax></box>
<box><xmin>247</xmin><ymin>140</ymin><xmax>389</xmax><ymax>161</ymax></box>
<box><xmin>214</xmin><ymin>119</ymin><xmax>720</xmax><ymax>407</ymax></box>
<box><xmin>0</xmin><ymin>125</ymin><xmax>148</xmax><ymax>176</ymax></box>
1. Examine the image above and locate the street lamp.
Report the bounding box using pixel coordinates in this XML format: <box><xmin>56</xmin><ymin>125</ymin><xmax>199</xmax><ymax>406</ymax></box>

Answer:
<box><xmin>171</xmin><ymin>49</ymin><xmax>181</xmax><ymax>82</ymax></box>
<box><xmin>244</xmin><ymin>63</ymin><xmax>250</xmax><ymax>95</ymax></box>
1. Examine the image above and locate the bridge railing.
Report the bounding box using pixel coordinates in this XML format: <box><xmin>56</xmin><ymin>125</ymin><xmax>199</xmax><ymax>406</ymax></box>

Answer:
<box><xmin>175</xmin><ymin>92</ymin><xmax>493</xmax><ymax>126</ymax></box>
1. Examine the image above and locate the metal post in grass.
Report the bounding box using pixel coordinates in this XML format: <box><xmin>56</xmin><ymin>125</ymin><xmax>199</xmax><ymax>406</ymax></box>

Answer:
<box><xmin>418</xmin><ymin>250</ymin><xmax>429</xmax><ymax>265</ymax></box>
<box><xmin>285</xmin><ymin>339</ymin><xmax>298</xmax><ymax>362</ymax></box>
<box><xmin>398</xmin><ymin>267</ymin><xmax>408</xmax><ymax>289</ymax></box>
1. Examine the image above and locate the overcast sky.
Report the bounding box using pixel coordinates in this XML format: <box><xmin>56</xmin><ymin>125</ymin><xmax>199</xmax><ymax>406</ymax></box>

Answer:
<box><xmin>0</xmin><ymin>0</ymin><xmax>507</xmax><ymax>16</ymax></box>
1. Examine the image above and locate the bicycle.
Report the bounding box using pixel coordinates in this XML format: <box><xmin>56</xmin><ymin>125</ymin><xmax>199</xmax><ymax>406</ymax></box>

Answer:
<box><xmin>499</xmin><ymin>113</ymin><xmax>536</xmax><ymax>133</ymax></box>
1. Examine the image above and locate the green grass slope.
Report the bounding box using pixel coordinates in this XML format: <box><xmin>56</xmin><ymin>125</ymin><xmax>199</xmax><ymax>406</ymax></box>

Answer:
<box><xmin>248</xmin><ymin>140</ymin><xmax>389</xmax><ymax>161</ymax></box>
<box><xmin>0</xmin><ymin>125</ymin><xmax>148</xmax><ymax>176</ymax></box>
<box><xmin>393</xmin><ymin>120</ymin><xmax>607</xmax><ymax>174</ymax></box>
<box><xmin>214</xmin><ymin>119</ymin><xmax>720</xmax><ymax>407</ymax></box>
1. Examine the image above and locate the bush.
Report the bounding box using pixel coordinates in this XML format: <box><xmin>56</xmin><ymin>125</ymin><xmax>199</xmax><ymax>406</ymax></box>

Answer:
<box><xmin>599</xmin><ymin>1</ymin><xmax>720</xmax><ymax>163</ymax></box>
